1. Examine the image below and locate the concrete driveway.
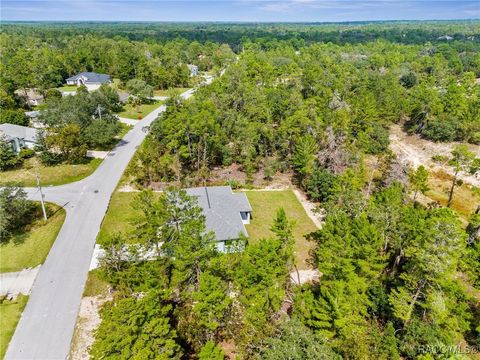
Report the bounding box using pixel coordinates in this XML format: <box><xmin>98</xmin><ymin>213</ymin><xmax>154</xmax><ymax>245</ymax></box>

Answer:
<box><xmin>6</xmin><ymin>90</ymin><xmax>195</xmax><ymax>359</ymax></box>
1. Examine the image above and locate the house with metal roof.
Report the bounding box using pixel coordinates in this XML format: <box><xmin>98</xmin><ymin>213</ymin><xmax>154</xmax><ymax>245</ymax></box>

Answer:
<box><xmin>0</xmin><ymin>123</ymin><xmax>39</xmax><ymax>153</ymax></box>
<box><xmin>65</xmin><ymin>72</ymin><xmax>111</xmax><ymax>91</ymax></box>
<box><xmin>186</xmin><ymin>186</ymin><xmax>252</xmax><ymax>252</ymax></box>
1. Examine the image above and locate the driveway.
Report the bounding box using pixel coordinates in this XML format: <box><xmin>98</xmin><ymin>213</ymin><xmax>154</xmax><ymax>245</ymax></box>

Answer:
<box><xmin>6</xmin><ymin>91</ymin><xmax>194</xmax><ymax>359</ymax></box>
<box><xmin>0</xmin><ymin>266</ymin><xmax>41</xmax><ymax>297</ymax></box>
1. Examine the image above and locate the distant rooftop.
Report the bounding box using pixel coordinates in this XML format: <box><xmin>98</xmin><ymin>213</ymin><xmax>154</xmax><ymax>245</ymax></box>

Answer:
<box><xmin>66</xmin><ymin>72</ymin><xmax>111</xmax><ymax>84</ymax></box>
<box><xmin>185</xmin><ymin>186</ymin><xmax>252</xmax><ymax>242</ymax></box>
<box><xmin>0</xmin><ymin>123</ymin><xmax>38</xmax><ymax>143</ymax></box>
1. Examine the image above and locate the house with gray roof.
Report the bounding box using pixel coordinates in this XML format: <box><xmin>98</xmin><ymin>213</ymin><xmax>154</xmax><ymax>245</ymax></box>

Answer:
<box><xmin>0</xmin><ymin>123</ymin><xmax>39</xmax><ymax>153</ymax></box>
<box><xmin>66</xmin><ymin>72</ymin><xmax>111</xmax><ymax>91</ymax></box>
<box><xmin>186</xmin><ymin>186</ymin><xmax>252</xmax><ymax>252</ymax></box>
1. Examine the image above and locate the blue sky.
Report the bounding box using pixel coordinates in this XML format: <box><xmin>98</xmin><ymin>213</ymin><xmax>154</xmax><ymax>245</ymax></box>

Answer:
<box><xmin>2</xmin><ymin>0</ymin><xmax>479</xmax><ymax>22</ymax></box>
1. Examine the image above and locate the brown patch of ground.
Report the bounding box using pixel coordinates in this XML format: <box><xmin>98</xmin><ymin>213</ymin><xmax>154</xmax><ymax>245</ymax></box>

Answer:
<box><xmin>220</xmin><ymin>339</ymin><xmax>238</xmax><ymax>360</ymax></box>
<box><xmin>209</xmin><ymin>163</ymin><xmax>293</xmax><ymax>189</ymax></box>
<box><xmin>389</xmin><ymin>124</ymin><xmax>480</xmax><ymax>187</ymax></box>
<box><xmin>426</xmin><ymin>170</ymin><xmax>480</xmax><ymax>220</ymax></box>
<box><xmin>70</xmin><ymin>295</ymin><xmax>111</xmax><ymax>360</ymax></box>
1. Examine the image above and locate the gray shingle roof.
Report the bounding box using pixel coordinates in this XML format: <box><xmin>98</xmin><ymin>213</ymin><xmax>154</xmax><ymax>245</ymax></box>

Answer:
<box><xmin>66</xmin><ymin>72</ymin><xmax>111</xmax><ymax>84</ymax></box>
<box><xmin>185</xmin><ymin>186</ymin><xmax>252</xmax><ymax>242</ymax></box>
<box><xmin>0</xmin><ymin>123</ymin><xmax>38</xmax><ymax>143</ymax></box>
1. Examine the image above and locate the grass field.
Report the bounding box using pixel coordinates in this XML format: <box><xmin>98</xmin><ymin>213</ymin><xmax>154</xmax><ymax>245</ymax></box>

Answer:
<box><xmin>426</xmin><ymin>170</ymin><xmax>480</xmax><ymax>220</ymax></box>
<box><xmin>0</xmin><ymin>203</ymin><xmax>66</xmax><ymax>273</ymax></box>
<box><xmin>245</xmin><ymin>190</ymin><xmax>318</xmax><ymax>270</ymax></box>
<box><xmin>0</xmin><ymin>157</ymin><xmax>102</xmax><ymax>187</ymax></box>
<box><xmin>117</xmin><ymin>101</ymin><xmax>162</xmax><ymax>119</ymax></box>
<box><xmin>153</xmin><ymin>88</ymin><xmax>189</xmax><ymax>97</ymax></box>
<box><xmin>0</xmin><ymin>295</ymin><xmax>28</xmax><ymax>359</ymax></box>
<box><xmin>97</xmin><ymin>191</ymin><xmax>143</xmax><ymax>244</ymax></box>
<box><xmin>83</xmin><ymin>269</ymin><xmax>110</xmax><ymax>297</ymax></box>
<box><xmin>57</xmin><ymin>85</ymin><xmax>78</xmax><ymax>92</ymax></box>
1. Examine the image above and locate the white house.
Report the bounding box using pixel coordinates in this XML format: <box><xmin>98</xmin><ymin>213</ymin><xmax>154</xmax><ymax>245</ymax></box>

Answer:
<box><xmin>0</xmin><ymin>123</ymin><xmax>39</xmax><ymax>153</ymax></box>
<box><xmin>65</xmin><ymin>72</ymin><xmax>111</xmax><ymax>91</ymax></box>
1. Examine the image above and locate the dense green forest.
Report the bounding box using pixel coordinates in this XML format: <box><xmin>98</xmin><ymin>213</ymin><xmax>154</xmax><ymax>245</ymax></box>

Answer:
<box><xmin>133</xmin><ymin>37</ymin><xmax>480</xmax><ymax>188</ymax></box>
<box><xmin>1</xmin><ymin>21</ymin><xmax>480</xmax><ymax>359</ymax></box>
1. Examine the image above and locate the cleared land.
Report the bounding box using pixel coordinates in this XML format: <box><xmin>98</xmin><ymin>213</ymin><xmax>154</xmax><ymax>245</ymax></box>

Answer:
<box><xmin>0</xmin><ymin>203</ymin><xmax>66</xmax><ymax>273</ymax></box>
<box><xmin>389</xmin><ymin>124</ymin><xmax>480</xmax><ymax>187</ymax></box>
<box><xmin>426</xmin><ymin>170</ymin><xmax>480</xmax><ymax>219</ymax></box>
<box><xmin>117</xmin><ymin>101</ymin><xmax>162</xmax><ymax>119</ymax></box>
<box><xmin>0</xmin><ymin>295</ymin><xmax>28</xmax><ymax>359</ymax></box>
<box><xmin>0</xmin><ymin>157</ymin><xmax>101</xmax><ymax>187</ymax></box>
<box><xmin>245</xmin><ymin>190</ymin><xmax>318</xmax><ymax>270</ymax></box>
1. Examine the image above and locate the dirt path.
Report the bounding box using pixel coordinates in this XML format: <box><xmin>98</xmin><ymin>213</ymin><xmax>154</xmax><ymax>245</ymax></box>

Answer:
<box><xmin>389</xmin><ymin>124</ymin><xmax>480</xmax><ymax>187</ymax></box>
<box><xmin>292</xmin><ymin>189</ymin><xmax>324</xmax><ymax>229</ymax></box>
<box><xmin>69</xmin><ymin>295</ymin><xmax>111</xmax><ymax>360</ymax></box>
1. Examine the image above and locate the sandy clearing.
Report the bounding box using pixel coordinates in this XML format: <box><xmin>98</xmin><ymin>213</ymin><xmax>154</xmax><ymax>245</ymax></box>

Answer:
<box><xmin>389</xmin><ymin>124</ymin><xmax>480</xmax><ymax>187</ymax></box>
<box><xmin>70</xmin><ymin>295</ymin><xmax>111</xmax><ymax>360</ymax></box>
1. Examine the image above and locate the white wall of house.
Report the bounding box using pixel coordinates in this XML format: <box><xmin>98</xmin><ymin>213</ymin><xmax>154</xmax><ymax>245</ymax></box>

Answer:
<box><xmin>24</xmin><ymin>140</ymin><xmax>37</xmax><ymax>150</ymax></box>
<box><xmin>86</xmin><ymin>84</ymin><xmax>101</xmax><ymax>91</ymax></box>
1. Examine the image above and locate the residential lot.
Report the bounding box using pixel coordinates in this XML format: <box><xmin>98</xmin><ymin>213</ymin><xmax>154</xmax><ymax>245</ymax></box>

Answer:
<box><xmin>245</xmin><ymin>190</ymin><xmax>318</xmax><ymax>270</ymax></box>
<box><xmin>96</xmin><ymin>189</ymin><xmax>317</xmax><ymax>269</ymax></box>
<box><xmin>1</xmin><ymin>203</ymin><xmax>66</xmax><ymax>273</ymax></box>
<box><xmin>96</xmin><ymin>191</ymin><xmax>145</xmax><ymax>244</ymax></box>
<box><xmin>0</xmin><ymin>158</ymin><xmax>101</xmax><ymax>187</ymax></box>
<box><xmin>117</xmin><ymin>101</ymin><xmax>162</xmax><ymax>120</ymax></box>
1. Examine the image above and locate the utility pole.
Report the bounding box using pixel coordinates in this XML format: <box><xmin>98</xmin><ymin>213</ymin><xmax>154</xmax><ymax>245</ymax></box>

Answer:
<box><xmin>36</xmin><ymin>173</ymin><xmax>48</xmax><ymax>221</ymax></box>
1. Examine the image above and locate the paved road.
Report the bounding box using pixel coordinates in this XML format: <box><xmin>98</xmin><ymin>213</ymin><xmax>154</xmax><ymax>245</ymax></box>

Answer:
<box><xmin>6</xmin><ymin>89</ymin><xmax>196</xmax><ymax>359</ymax></box>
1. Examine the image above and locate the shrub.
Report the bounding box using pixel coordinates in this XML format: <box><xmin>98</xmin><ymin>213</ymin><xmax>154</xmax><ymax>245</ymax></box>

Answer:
<box><xmin>0</xmin><ymin>137</ymin><xmax>21</xmax><ymax>170</ymax></box>
<box><xmin>358</xmin><ymin>124</ymin><xmax>390</xmax><ymax>154</ymax></box>
<box><xmin>303</xmin><ymin>167</ymin><xmax>338</xmax><ymax>202</ymax></box>
<box><xmin>431</xmin><ymin>154</ymin><xmax>448</xmax><ymax>163</ymax></box>
<box><xmin>0</xmin><ymin>109</ymin><xmax>29</xmax><ymax>126</ymax></box>
<box><xmin>421</xmin><ymin>120</ymin><xmax>457</xmax><ymax>142</ymax></box>
<box><xmin>0</xmin><ymin>187</ymin><xmax>36</xmax><ymax>241</ymax></box>
<box><xmin>399</xmin><ymin>72</ymin><xmax>418</xmax><ymax>88</ymax></box>
<box><xmin>45</xmin><ymin>88</ymin><xmax>62</xmax><ymax>101</ymax></box>
<box><xmin>18</xmin><ymin>148</ymin><xmax>35</xmax><ymax>159</ymax></box>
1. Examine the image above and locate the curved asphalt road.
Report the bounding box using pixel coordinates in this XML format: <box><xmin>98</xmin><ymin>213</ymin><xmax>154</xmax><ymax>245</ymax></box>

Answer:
<box><xmin>6</xmin><ymin>89</ymin><xmax>196</xmax><ymax>359</ymax></box>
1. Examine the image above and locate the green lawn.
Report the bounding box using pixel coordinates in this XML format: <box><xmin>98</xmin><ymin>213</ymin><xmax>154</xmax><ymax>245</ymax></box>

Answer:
<box><xmin>153</xmin><ymin>88</ymin><xmax>189</xmax><ymax>97</ymax></box>
<box><xmin>0</xmin><ymin>157</ymin><xmax>102</xmax><ymax>187</ymax></box>
<box><xmin>117</xmin><ymin>101</ymin><xmax>162</xmax><ymax>120</ymax></box>
<box><xmin>245</xmin><ymin>190</ymin><xmax>318</xmax><ymax>270</ymax></box>
<box><xmin>0</xmin><ymin>295</ymin><xmax>28</xmax><ymax>359</ymax></box>
<box><xmin>96</xmin><ymin>190</ymin><xmax>318</xmax><ymax>269</ymax></box>
<box><xmin>57</xmin><ymin>85</ymin><xmax>78</xmax><ymax>92</ymax></box>
<box><xmin>0</xmin><ymin>203</ymin><xmax>66</xmax><ymax>273</ymax></box>
<box><xmin>97</xmin><ymin>191</ymin><xmax>143</xmax><ymax>245</ymax></box>
<box><xmin>83</xmin><ymin>269</ymin><xmax>110</xmax><ymax>297</ymax></box>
